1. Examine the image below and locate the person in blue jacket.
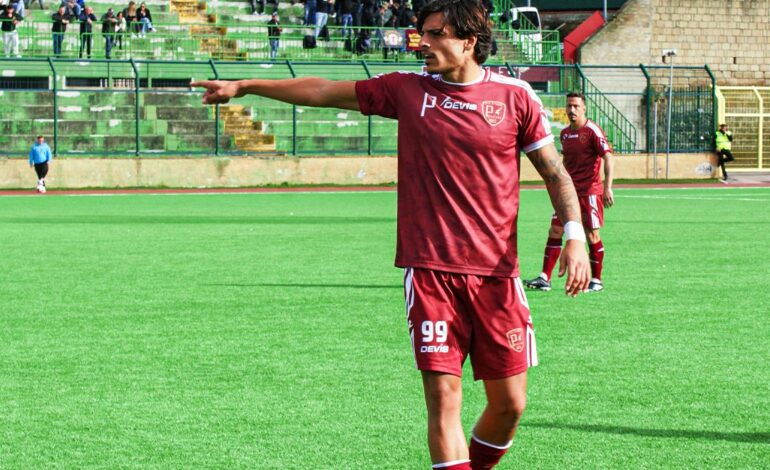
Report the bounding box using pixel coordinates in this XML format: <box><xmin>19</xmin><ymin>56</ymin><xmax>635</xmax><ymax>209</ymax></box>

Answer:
<box><xmin>28</xmin><ymin>135</ymin><xmax>52</xmax><ymax>193</ymax></box>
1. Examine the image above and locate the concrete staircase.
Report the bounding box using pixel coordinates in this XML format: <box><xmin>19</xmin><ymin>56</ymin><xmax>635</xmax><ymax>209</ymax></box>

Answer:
<box><xmin>170</xmin><ymin>0</ymin><xmax>209</xmax><ymax>23</ymax></box>
<box><xmin>220</xmin><ymin>105</ymin><xmax>277</xmax><ymax>153</ymax></box>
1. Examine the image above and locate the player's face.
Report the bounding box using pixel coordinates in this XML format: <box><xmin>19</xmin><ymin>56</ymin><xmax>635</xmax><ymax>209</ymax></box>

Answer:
<box><xmin>566</xmin><ymin>97</ymin><xmax>586</xmax><ymax>125</ymax></box>
<box><xmin>419</xmin><ymin>13</ymin><xmax>475</xmax><ymax>76</ymax></box>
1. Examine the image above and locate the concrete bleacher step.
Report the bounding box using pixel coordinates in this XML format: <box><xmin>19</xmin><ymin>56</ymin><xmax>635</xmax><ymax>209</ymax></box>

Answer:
<box><xmin>0</xmin><ymin>119</ymin><xmax>166</xmax><ymax>135</ymax></box>
<box><xmin>276</xmin><ymin>135</ymin><xmax>398</xmax><ymax>153</ymax></box>
<box><xmin>265</xmin><ymin>120</ymin><xmax>397</xmax><ymax>137</ymax></box>
<box><xmin>0</xmin><ymin>134</ymin><xmax>236</xmax><ymax>153</ymax></box>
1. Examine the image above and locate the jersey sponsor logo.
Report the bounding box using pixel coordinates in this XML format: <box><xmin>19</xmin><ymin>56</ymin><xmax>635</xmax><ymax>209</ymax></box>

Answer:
<box><xmin>420</xmin><ymin>345</ymin><xmax>449</xmax><ymax>353</ymax></box>
<box><xmin>420</xmin><ymin>93</ymin><xmax>478</xmax><ymax>117</ymax></box>
<box><xmin>481</xmin><ymin>101</ymin><xmax>506</xmax><ymax>126</ymax></box>
<box><xmin>507</xmin><ymin>328</ymin><xmax>524</xmax><ymax>352</ymax></box>
<box><xmin>420</xmin><ymin>93</ymin><xmax>438</xmax><ymax>117</ymax></box>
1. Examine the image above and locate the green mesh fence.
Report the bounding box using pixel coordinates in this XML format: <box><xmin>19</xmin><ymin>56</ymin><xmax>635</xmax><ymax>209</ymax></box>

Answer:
<box><xmin>0</xmin><ymin>59</ymin><xmax>715</xmax><ymax>157</ymax></box>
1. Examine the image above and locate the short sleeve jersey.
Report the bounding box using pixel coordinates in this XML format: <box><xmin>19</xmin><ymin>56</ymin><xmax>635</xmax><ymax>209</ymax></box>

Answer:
<box><xmin>356</xmin><ymin>69</ymin><xmax>553</xmax><ymax>277</ymax></box>
<box><xmin>560</xmin><ymin>120</ymin><xmax>610</xmax><ymax>196</ymax></box>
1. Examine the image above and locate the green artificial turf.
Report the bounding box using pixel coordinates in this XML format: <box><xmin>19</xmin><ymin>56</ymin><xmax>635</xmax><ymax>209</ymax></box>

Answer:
<box><xmin>1</xmin><ymin>187</ymin><xmax>768</xmax><ymax>468</ymax></box>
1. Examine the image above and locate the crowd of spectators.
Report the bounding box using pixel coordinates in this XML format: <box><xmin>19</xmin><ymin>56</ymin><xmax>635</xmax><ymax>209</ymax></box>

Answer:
<box><xmin>3</xmin><ymin>0</ymin><xmax>497</xmax><ymax>61</ymax></box>
<box><xmin>0</xmin><ymin>0</ymin><xmax>154</xmax><ymax>58</ymax></box>
<box><xmin>291</xmin><ymin>0</ymin><xmax>493</xmax><ymax>56</ymax></box>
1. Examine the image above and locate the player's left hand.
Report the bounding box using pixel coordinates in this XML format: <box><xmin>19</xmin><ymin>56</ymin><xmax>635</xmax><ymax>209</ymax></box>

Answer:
<box><xmin>604</xmin><ymin>186</ymin><xmax>614</xmax><ymax>208</ymax></box>
<box><xmin>558</xmin><ymin>240</ymin><xmax>590</xmax><ymax>297</ymax></box>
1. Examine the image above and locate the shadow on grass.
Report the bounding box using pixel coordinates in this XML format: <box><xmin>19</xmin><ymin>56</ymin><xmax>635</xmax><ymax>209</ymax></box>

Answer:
<box><xmin>2</xmin><ymin>215</ymin><xmax>395</xmax><ymax>225</ymax></box>
<box><xmin>527</xmin><ymin>422</ymin><xmax>770</xmax><ymax>444</ymax></box>
<box><xmin>204</xmin><ymin>283</ymin><xmax>402</xmax><ymax>289</ymax></box>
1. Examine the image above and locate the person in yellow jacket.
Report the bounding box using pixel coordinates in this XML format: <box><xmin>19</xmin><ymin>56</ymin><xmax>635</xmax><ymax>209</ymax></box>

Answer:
<box><xmin>714</xmin><ymin>123</ymin><xmax>734</xmax><ymax>181</ymax></box>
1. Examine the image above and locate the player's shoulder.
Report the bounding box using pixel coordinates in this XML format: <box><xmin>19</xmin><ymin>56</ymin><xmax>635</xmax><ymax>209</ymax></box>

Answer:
<box><xmin>370</xmin><ymin>70</ymin><xmax>429</xmax><ymax>82</ymax></box>
<box><xmin>487</xmin><ymin>71</ymin><xmax>539</xmax><ymax>95</ymax></box>
<box><xmin>584</xmin><ymin>119</ymin><xmax>607</xmax><ymax>138</ymax></box>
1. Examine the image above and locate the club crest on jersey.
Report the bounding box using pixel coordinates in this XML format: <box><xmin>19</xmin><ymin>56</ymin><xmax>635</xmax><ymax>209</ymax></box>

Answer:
<box><xmin>506</xmin><ymin>328</ymin><xmax>524</xmax><ymax>352</ymax></box>
<box><xmin>579</xmin><ymin>133</ymin><xmax>589</xmax><ymax>144</ymax></box>
<box><xmin>481</xmin><ymin>101</ymin><xmax>506</xmax><ymax>126</ymax></box>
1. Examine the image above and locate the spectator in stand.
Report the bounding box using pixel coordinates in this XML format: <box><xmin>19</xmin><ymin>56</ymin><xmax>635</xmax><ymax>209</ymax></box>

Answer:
<box><xmin>355</xmin><ymin>0</ymin><xmax>374</xmax><ymax>53</ymax></box>
<box><xmin>51</xmin><ymin>5</ymin><xmax>71</xmax><ymax>57</ymax></box>
<box><xmin>303</xmin><ymin>0</ymin><xmax>316</xmax><ymax>26</ymax></box>
<box><xmin>136</xmin><ymin>2</ymin><xmax>154</xmax><ymax>37</ymax></box>
<box><xmin>114</xmin><ymin>10</ymin><xmax>126</xmax><ymax>49</ymax></box>
<box><xmin>249</xmin><ymin>0</ymin><xmax>264</xmax><ymax>14</ymax></box>
<box><xmin>123</xmin><ymin>1</ymin><xmax>137</xmax><ymax>35</ymax></box>
<box><xmin>61</xmin><ymin>0</ymin><xmax>80</xmax><ymax>17</ymax></box>
<box><xmin>266</xmin><ymin>10</ymin><xmax>281</xmax><ymax>60</ymax></box>
<box><xmin>397</xmin><ymin>1</ymin><xmax>414</xmax><ymax>27</ymax></box>
<box><xmin>339</xmin><ymin>0</ymin><xmax>354</xmax><ymax>38</ymax></box>
<box><xmin>412</xmin><ymin>0</ymin><xmax>426</xmax><ymax>17</ymax></box>
<box><xmin>314</xmin><ymin>0</ymin><xmax>331</xmax><ymax>38</ymax></box>
<box><xmin>23</xmin><ymin>0</ymin><xmax>45</xmax><ymax>11</ymax></box>
<box><xmin>8</xmin><ymin>0</ymin><xmax>24</xmax><ymax>19</ymax></box>
<box><xmin>101</xmin><ymin>7</ymin><xmax>117</xmax><ymax>58</ymax></box>
<box><xmin>384</xmin><ymin>1</ymin><xmax>398</xmax><ymax>27</ymax></box>
<box><xmin>1</xmin><ymin>3</ymin><xmax>22</xmax><ymax>57</ymax></box>
<box><xmin>371</xmin><ymin>0</ymin><xmax>384</xmax><ymax>49</ymax></box>
<box><xmin>78</xmin><ymin>5</ymin><xmax>96</xmax><ymax>58</ymax></box>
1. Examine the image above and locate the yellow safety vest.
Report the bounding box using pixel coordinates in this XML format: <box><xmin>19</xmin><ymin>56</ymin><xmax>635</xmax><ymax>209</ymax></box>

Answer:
<box><xmin>715</xmin><ymin>130</ymin><xmax>732</xmax><ymax>151</ymax></box>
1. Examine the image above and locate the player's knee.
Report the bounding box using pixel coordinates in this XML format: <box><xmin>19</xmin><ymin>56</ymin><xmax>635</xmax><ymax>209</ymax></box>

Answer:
<box><xmin>423</xmin><ymin>376</ymin><xmax>462</xmax><ymax>413</ymax></box>
<box><xmin>489</xmin><ymin>396</ymin><xmax>527</xmax><ymax>424</ymax></box>
<box><xmin>587</xmin><ymin>229</ymin><xmax>601</xmax><ymax>244</ymax></box>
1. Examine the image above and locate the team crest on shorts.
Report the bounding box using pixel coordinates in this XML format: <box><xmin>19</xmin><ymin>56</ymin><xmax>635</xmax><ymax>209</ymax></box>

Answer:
<box><xmin>481</xmin><ymin>101</ymin><xmax>506</xmax><ymax>126</ymax></box>
<box><xmin>506</xmin><ymin>328</ymin><xmax>524</xmax><ymax>352</ymax></box>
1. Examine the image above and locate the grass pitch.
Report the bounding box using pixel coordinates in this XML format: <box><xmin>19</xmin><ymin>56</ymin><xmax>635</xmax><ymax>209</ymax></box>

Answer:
<box><xmin>1</xmin><ymin>187</ymin><xmax>768</xmax><ymax>468</ymax></box>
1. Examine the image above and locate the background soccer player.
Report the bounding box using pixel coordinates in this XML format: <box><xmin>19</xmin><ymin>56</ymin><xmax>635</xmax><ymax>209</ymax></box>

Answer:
<box><xmin>193</xmin><ymin>1</ymin><xmax>590</xmax><ymax>468</ymax></box>
<box><xmin>525</xmin><ymin>92</ymin><xmax>614</xmax><ymax>293</ymax></box>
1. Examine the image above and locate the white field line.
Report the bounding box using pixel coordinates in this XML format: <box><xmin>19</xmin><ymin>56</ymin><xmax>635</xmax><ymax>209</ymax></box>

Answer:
<box><xmin>620</xmin><ymin>194</ymin><xmax>769</xmax><ymax>202</ymax></box>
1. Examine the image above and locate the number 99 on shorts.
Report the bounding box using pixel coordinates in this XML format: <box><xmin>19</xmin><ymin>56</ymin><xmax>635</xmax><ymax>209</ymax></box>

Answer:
<box><xmin>420</xmin><ymin>321</ymin><xmax>449</xmax><ymax>353</ymax></box>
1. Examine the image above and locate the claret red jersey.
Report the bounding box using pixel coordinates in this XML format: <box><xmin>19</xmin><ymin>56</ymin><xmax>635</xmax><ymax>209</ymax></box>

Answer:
<box><xmin>560</xmin><ymin>120</ymin><xmax>610</xmax><ymax>196</ymax></box>
<box><xmin>355</xmin><ymin>69</ymin><xmax>553</xmax><ymax>277</ymax></box>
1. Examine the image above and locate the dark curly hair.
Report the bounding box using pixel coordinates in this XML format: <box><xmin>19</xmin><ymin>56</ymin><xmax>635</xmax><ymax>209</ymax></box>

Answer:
<box><xmin>416</xmin><ymin>0</ymin><xmax>493</xmax><ymax>65</ymax></box>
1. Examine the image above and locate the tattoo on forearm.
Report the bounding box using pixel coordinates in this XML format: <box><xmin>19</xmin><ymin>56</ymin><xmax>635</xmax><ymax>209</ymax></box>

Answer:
<box><xmin>530</xmin><ymin>151</ymin><xmax>581</xmax><ymax>224</ymax></box>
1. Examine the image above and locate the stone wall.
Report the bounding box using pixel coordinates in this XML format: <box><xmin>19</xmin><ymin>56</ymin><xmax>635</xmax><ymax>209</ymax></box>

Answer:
<box><xmin>0</xmin><ymin>153</ymin><xmax>718</xmax><ymax>190</ymax></box>
<box><xmin>580</xmin><ymin>0</ymin><xmax>770</xmax><ymax>85</ymax></box>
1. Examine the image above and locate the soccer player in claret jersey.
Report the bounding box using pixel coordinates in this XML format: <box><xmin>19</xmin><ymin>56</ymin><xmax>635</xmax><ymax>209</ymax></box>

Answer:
<box><xmin>193</xmin><ymin>1</ymin><xmax>590</xmax><ymax>468</ymax></box>
<box><xmin>525</xmin><ymin>92</ymin><xmax>614</xmax><ymax>293</ymax></box>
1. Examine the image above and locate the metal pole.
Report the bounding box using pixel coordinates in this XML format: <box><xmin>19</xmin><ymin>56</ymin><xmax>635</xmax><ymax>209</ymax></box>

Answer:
<box><xmin>47</xmin><ymin>57</ymin><xmax>58</xmax><ymax>156</ymax></box>
<box><xmin>129</xmin><ymin>59</ymin><xmax>141</xmax><ymax>156</ymax></box>
<box><xmin>653</xmin><ymin>101</ymin><xmax>658</xmax><ymax>179</ymax></box>
<box><xmin>286</xmin><ymin>60</ymin><xmax>297</xmax><ymax>156</ymax></box>
<box><xmin>209</xmin><ymin>59</ymin><xmax>220</xmax><ymax>156</ymax></box>
<box><xmin>603</xmin><ymin>0</ymin><xmax>608</xmax><ymax>21</ymax></box>
<box><xmin>361</xmin><ymin>60</ymin><xmax>373</xmax><ymax>155</ymax></box>
<box><xmin>665</xmin><ymin>52</ymin><xmax>676</xmax><ymax>179</ymax></box>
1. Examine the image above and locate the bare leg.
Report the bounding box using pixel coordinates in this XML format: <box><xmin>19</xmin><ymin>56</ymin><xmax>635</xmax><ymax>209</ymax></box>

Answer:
<box><xmin>422</xmin><ymin>371</ymin><xmax>468</xmax><ymax>464</ymax></box>
<box><xmin>473</xmin><ymin>373</ymin><xmax>527</xmax><ymax>445</ymax></box>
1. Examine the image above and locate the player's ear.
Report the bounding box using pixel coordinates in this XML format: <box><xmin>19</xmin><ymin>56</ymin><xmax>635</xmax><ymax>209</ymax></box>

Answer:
<box><xmin>464</xmin><ymin>36</ymin><xmax>477</xmax><ymax>53</ymax></box>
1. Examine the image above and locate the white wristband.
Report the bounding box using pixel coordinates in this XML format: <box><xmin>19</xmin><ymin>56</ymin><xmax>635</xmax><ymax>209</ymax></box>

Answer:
<box><xmin>564</xmin><ymin>221</ymin><xmax>586</xmax><ymax>242</ymax></box>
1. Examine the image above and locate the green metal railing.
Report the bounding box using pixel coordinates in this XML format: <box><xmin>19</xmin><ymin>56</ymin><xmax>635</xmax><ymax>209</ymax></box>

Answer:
<box><xmin>575</xmin><ymin>64</ymin><xmax>637</xmax><ymax>153</ymax></box>
<box><xmin>0</xmin><ymin>58</ymin><xmax>715</xmax><ymax>157</ymax></box>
